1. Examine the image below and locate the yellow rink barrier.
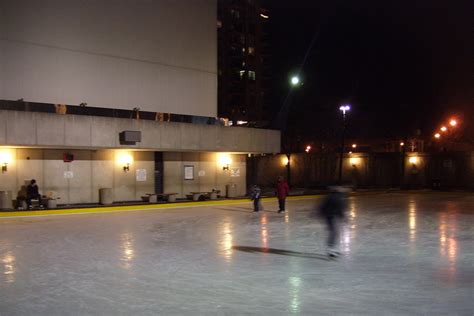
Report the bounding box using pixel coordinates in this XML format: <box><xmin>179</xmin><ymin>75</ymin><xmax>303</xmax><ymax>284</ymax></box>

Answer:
<box><xmin>0</xmin><ymin>195</ymin><xmax>321</xmax><ymax>219</ymax></box>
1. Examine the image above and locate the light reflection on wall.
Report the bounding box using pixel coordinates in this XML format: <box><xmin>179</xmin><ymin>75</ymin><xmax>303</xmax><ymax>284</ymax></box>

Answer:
<box><xmin>120</xmin><ymin>232</ymin><xmax>135</xmax><ymax>270</ymax></box>
<box><xmin>2</xmin><ymin>251</ymin><xmax>15</xmax><ymax>284</ymax></box>
<box><xmin>219</xmin><ymin>221</ymin><xmax>233</xmax><ymax>262</ymax></box>
<box><xmin>288</xmin><ymin>276</ymin><xmax>301</xmax><ymax>314</ymax></box>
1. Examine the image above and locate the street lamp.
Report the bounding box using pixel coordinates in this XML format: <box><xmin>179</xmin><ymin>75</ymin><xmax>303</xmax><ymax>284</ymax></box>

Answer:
<box><xmin>449</xmin><ymin>119</ymin><xmax>457</xmax><ymax>127</ymax></box>
<box><xmin>290</xmin><ymin>76</ymin><xmax>300</xmax><ymax>86</ymax></box>
<box><xmin>338</xmin><ymin>104</ymin><xmax>351</xmax><ymax>184</ymax></box>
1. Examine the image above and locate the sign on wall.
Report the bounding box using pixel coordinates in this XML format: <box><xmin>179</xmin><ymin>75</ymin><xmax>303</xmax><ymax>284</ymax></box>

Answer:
<box><xmin>198</xmin><ymin>170</ymin><xmax>206</xmax><ymax>177</ymax></box>
<box><xmin>64</xmin><ymin>171</ymin><xmax>74</xmax><ymax>179</ymax></box>
<box><xmin>230</xmin><ymin>168</ymin><xmax>240</xmax><ymax>177</ymax></box>
<box><xmin>184</xmin><ymin>165</ymin><xmax>194</xmax><ymax>180</ymax></box>
<box><xmin>136</xmin><ymin>169</ymin><xmax>147</xmax><ymax>182</ymax></box>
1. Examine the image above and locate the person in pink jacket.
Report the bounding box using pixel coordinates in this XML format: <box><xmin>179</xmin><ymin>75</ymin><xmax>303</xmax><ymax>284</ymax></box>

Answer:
<box><xmin>276</xmin><ymin>176</ymin><xmax>290</xmax><ymax>213</ymax></box>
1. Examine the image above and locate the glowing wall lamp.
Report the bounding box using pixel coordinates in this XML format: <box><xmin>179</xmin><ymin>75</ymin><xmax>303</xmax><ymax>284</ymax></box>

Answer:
<box><xmin>218</xmin><ymin>153</ymin><xmax>232</xmax><ymax>171</ymax></box>
<box><xmin>0</xmin><ymin>151</ymin><xmax>12</xmax><ymax>173</ymax></box>
<box><xmin>409</xmin><ymin>156</ymin><xmax>418</xmax><ymax>165</ymax></box>
<box><xmin>282</xmin><ymin>156</ymin><xmax>289</xmax><ymax>166</ymax></box>
<box><xmin>349</xmin><ymin>157</ymin><xmax>360</xmax><ymax>167</ymax></box>
<box><xmin>118</xmin><ymin>153</ymin><xmax>133</xmax><ymax>172</ymax></box>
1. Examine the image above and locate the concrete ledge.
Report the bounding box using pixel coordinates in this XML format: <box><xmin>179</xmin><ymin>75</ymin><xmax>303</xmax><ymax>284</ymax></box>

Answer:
<box><xmin>0</xmin><ymin>110</ymin><xmax>280</xmax><ymax>153</ymax></box>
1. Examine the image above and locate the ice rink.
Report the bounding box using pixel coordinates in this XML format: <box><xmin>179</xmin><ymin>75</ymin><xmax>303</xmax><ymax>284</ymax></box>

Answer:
<box><xmin>0</xmin><ymin>192</ymin><xmax>473</xmax><ymax>315</ymax></box>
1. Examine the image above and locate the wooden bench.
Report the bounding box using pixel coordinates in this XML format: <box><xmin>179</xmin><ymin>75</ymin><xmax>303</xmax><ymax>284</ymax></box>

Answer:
<box><xmin>141</xmin><ymin>193</ymin><xmax>178</xmax><ymax>203</ymax></box>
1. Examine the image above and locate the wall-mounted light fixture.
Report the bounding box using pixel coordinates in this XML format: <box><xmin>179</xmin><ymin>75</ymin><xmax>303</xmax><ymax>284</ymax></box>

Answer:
<box><xmin>0</xmin><ymin>151</ymin><xmax>12</xmax><ymax>173</ymax></box>
<box><xmin>117</xmin><ymin>152</ymin><xmax>133</xmax><ymax>172</ymax></box>
<box><xmin>349</xmin><ymin>157</ymin><xmax>361</xmax><ymax>167</ymax></box>
<box><xmin>409</xmin><ymin>156</ymin><xmax>418</xmax><ymax>165</ymax></box>
<box><xmin>281</xmin><ymin>156</ymin><xmax>289</xmax><ymax>166</ymax></box>
<box><xmin>218</xmin><ymin>153</ymin><xmax>232</xmax><ymax>171</ymax></box>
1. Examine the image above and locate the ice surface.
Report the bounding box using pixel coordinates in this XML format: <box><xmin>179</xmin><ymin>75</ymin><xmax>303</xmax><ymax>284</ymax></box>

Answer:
<box><xmin>0</xmin><ymin>192</ymin><xmax>473</xmax><ymax>315</ymax></box>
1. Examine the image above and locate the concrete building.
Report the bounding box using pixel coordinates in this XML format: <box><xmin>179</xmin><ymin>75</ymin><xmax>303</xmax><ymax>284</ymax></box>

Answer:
<box><xmin>0</xmin><ymin>0</ymin><xmax>280</xmax><ymax>205</ymax></box>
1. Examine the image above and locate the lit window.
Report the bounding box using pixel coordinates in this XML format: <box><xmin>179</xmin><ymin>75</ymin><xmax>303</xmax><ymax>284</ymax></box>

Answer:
<box><xmin>248</xmin><ymin>71</ymin><xmax>256</xmax><ymax>80</ymax></box>
<box><xmin>239</xmin><ymin>70</ymin><xmax>246</xmax><ymax>79</ymax></box>
<box><xmin>248</xmin><ymin>47</ymin><xmax>255</xmax><ymax>55</ymax></box>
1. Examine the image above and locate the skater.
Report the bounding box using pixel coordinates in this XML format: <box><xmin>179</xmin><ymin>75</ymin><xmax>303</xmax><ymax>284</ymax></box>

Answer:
<box><xmin>250</xmin><ymin>185</ymin><xmax>262</xmax><ymax>212</ymax></box>
<box><xmin>318</xmin><ymin>186</ymin><xmax>348</xmax><ymax>257</ymax></box>
<box><xmin>276</xmin><ymin>176</ymin><xmax>289</xmax><ymax>213</ymax></box>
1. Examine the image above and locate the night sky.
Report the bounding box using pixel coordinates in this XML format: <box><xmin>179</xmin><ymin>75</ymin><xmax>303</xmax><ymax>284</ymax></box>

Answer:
<box><xmin>263</xmin><ymin>0</ymin><xmax>473</xmax><ymax>145</ymax></box>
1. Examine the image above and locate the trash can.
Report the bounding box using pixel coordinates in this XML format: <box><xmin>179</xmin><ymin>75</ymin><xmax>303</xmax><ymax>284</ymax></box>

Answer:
<box><xmin>0</xmin><ymin>191</ymin><xmax>13</xmax><ymax>210</ymax></box>
<box><xmin>99</xmin><ymin>188</ymin><xmax>113</xmax><ymax>205</ymax></box>
<box><xmin>47</xmin><ymin>199</ymin><xmax>58</xmax><ymax>209</ymax></box>
<box><xmin>226</xmin><ymin>184</ymin><xmax>237</xmax><ymax>198</ymax></box>
<box><xmin>210</xmin><ymin>191</ymin><xmax>218</xmax><ymax>200</ymax></box>
<box><xmin>148</xmin><ymin>194</ymin><xmax>157</xmax><ymax>203</ymax></box>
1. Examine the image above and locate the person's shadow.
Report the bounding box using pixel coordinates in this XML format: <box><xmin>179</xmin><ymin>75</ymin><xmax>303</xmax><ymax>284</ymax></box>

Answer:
<box><xmin>232</xmin><ymin>245</ymin><xmax>329</xmax><ymax>260</ymax></box>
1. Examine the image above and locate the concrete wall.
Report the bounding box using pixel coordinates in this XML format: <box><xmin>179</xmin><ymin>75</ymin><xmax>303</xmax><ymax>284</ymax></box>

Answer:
<box><xmin>0</xmin><ymin>0</ymin><xmax>217</xmax><ymax>116</ymax></box>
<box><xmin>163</xmin><ymin>152</ymin><xmax>247</xmax><ymax>198</ymax></box>
<box><xmin>0</xmin><ymin>110</ymin><xmax>281</xmax><ymax>153</ymax></box>
<box><xmin>0</xmin><ymin>149</ymin><xmax>154</xmax><ymax>204</ymax></box>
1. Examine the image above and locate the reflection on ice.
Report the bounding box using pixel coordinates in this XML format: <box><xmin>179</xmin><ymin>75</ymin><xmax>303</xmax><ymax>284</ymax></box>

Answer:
<box><xmin>408</xmin><ymin>200</ymin><xmax>417</xmax><ymax>246</ymax></box>
<box><xmin>288</xmin><ymin>276</ymin><xmax>301</xmax><ymax>314</ymax></box>
<box><xmin>120</xmin><ymin>232</ymin><xmax>135</xmax><ymax>270</ymax></box>
<box><xmin>438</xmin><ymin>210</ymin><xmax>458</xmax><ymax>283</ymax></box>
<box><xmin>260</xmin><ymin>214</ymin><xmax>268</xmax><ymax>248</ymax></box>
<box><xmin>2</xmin><ymin>250</ymin><xmax>15</xmax><ymax>284</ymax></box>
<box><xmin>341</xmin><ymin>198</ymin><xmax>357</xmax><ymax>255</ymax></box>
<box><xmin>219</xmin><ymin>221</ymin><xmax>233</xmax><ymax>262</ymax></box>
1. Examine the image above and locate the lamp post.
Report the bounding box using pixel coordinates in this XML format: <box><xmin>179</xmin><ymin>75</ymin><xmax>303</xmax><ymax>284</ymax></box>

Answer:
<box><xmin>338</xmin><ymin>105</ymin><xmax>351</xmax><ymax>184</ymax></box>
<box><xmin>276</xmin><ymin>74</ymin><xmax>302</xmax><ymax>187</ymax></box>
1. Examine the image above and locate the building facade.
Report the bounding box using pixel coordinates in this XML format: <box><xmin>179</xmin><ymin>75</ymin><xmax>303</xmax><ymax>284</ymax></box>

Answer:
<box><xmin>0</xmin><ymin>0</ymin><xmax>280</xmax><ymax>205</ymax></box>
<box><xmin>217</xmin><ymin>0</ymin><xmax>268</xmax><ymax>126</ymax></box>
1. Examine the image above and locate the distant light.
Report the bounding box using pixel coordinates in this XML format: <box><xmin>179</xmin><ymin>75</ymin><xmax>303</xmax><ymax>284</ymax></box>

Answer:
<box><xmin>434</xmin><ymin>133</ymin><xmax>441</xmax><ymax>139</ymax></box>
<box><xmin>339</xmin><ymin>105</ymin><xmax>351</xmax><ymax>114</ymax></box>
<box><xmin>352</xmin><ymin>144</ymin><xmax>357</xmax><ymax>148</ymax></box>
<box><xmin>400</xmin><ymin>142</ymin><xmax>405</xmax><ymax>146</ymax></box>
<box><xmin>409</xmin><ymin>157</ymin><xmax>418</xmax><ymax>164</ymax></box>
<box><xmin>440</xmin><ymin>126</ymin><xmax>447</xmax><ymax>132</ymax></box>
<box><xmin>260</xmin><ymin>13</ymin><xmax>269</xmax><ymax>19</ymax></box>
<box><xmin>349</xmin><ymin>151</ymin><xmax>353</xmax><ymax>154</ymax></box>
<box><xmin>449</xmin><ymin>119</ymin><xmax>457</xmax><ymax>127</ymax></box>
<box><xmin>305</xmin><ymin>145</ymin><xmax>311</xmax><ymax>153</ymax></box>
<box><xmin>236</xmin><ymin>120</ymin><xmax>248</xmax><ymax>125</ymax></box>
<box><xmin>290</xmin><ymin>76</ymin><xmax>300</xmax><ymax>86</ymax></box>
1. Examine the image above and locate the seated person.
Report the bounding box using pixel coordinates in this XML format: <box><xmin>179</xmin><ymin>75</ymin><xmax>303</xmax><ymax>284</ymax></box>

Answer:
<box><xmin>26</xmin><ymin>179</ymin><xmax>41</xmax><ymax>209</ymax></box>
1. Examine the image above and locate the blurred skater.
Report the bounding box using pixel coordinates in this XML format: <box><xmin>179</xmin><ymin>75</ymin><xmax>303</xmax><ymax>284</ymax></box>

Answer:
<box><xmin>250</xmin><ymin>185</ymin><xmax>262</xmax><ymax>212</ymax></box>
<box><xmin>276</xmin><ymin>176</ymin><xmax>289</xmax><ymax>213</ymax></box>
<box><xmin>318</xmin><ymin>186</ymin><xmax>348</xmax><ymax>257</ymax></box>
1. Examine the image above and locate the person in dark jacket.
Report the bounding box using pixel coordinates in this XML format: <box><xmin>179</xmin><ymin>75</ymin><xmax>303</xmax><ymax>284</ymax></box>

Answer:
<box><xmin>276</xmin><ymin>176</ymin><xmax>289</xmax><ymax>213</ymax></box>
<box><xmin>250</xmin><ymin>185</ymin><xmax>262</xmax><ymax>212</ymax></box>
<box><xmin>26</xmin><ymin>179</ymin><xmax>41</xmax><ymax>209</ymax></box>
<box><xmin>319</xmin><ymin>186</ymin><xmax>348</xmax><ymax>257</ymax></box>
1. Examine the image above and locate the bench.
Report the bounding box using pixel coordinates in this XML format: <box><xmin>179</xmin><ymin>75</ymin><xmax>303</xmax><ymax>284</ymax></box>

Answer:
<box><xmin>141</xmin><ymin>193</ymin><xmax>178</xmax><ymax>203</ymax></box>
